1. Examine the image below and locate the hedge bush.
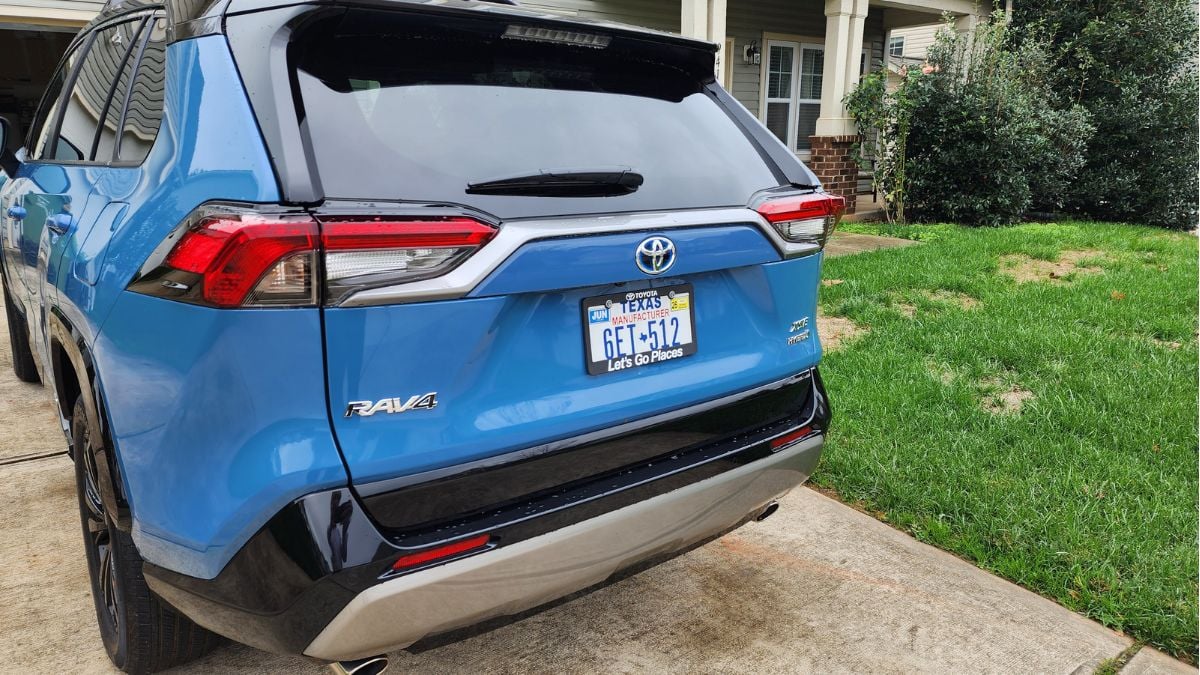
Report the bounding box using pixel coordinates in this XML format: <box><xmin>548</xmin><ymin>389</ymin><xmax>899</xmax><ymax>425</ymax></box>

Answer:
<box><xmin>1013</xmin><ymin>0</ymin><xmax>1199</xmax><ymax>229</ymax></box>
<box><xmin>847</xmin><ymin>15</ymin><xmax>1093</xmax><ymax>226</ymax></box>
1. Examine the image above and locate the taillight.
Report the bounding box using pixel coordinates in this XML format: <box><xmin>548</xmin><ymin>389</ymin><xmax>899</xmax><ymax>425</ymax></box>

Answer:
<box><xmin>129</xmin><ymin>206</ymin><xmax>497</xmax><ymax>308</ymax></box>
<box><xmin>320</xmin><ymin>217</ymin><xmax>497</xmax><ymax>305</ymax></box>
<box><xmin>755</xmin><ymin>192</ymin><xmax>846</xmax><ymax>253</ymax></box>
<box><xmin>161</xmin><ymin>214</ymin><xmax>319</xmax><ymax>307</ymax></box>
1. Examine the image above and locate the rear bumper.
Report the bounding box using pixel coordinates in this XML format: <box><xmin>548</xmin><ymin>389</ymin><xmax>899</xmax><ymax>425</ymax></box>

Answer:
<box><xmin>143</xmin><ymin>368</ymin><xmax>829</xmax><ymax>659</ymax></box>
<box><xmin>306</xmin><ymin>434</ymin><xmax>821</xmax><ymax>660</ymax></box>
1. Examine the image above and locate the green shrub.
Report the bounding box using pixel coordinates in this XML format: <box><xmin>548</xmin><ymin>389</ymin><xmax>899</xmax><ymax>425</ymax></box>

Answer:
<box><xmin>847</xmin><ymin>14</ymin><xmax>1093</xmax><ymax>226</ymax></box>
<box><xmin>1013</xmin><ymin>0</ymin><xmax>1199</xmax><ymax>229</ymax></box>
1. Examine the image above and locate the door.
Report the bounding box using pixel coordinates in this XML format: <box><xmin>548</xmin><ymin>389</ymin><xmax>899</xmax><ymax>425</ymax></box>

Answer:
<box><xmin>761</xmin><ymin>39</ymin><xmax>824</xmax><ymax>153</ymax></box>
<box><xmin>4</xmin><ymin>15</ymin><xmax>156</xmax><ymax>366</ymax></box>
<box><xmin>763</xmin><ymin>40</ymin><xmax>799</xmax><ymax>149</ymax></box>
<box><xmin>1</xmin><ymin>29</ymin><xmax>92</xmax><ymax>351</ymax></box>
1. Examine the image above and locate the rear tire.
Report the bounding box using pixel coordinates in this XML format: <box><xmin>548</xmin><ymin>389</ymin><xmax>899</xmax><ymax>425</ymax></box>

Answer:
<box><xmin>2</xmin><ymin>276</ymin><xmax>40</xmax><ymax>383</ymax></box>
<box><xmin>72</xmin><ymin>398</ymin><xmax>221</xmax><ymax>673</ymax></box>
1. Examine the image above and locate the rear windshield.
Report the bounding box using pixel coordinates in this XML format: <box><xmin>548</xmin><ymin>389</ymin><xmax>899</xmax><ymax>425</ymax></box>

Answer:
<box><xmin>292</xmin><ymin>13</ymin><xmax>783</xmax><ymax>220</ymax></box>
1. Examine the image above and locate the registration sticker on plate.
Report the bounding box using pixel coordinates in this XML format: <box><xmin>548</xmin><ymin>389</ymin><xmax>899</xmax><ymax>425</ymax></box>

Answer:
<box><xmin>581</xmin><ymin>285</ymin><xmax>697</xmax><ymax>375</ymax></box>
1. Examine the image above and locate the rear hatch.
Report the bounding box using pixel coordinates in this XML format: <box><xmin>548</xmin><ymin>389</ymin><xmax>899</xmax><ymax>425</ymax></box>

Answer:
<box><xmin>261</xmin><ymin>6</ymin><xmax>829</xmax><ymax>488</ymax></box>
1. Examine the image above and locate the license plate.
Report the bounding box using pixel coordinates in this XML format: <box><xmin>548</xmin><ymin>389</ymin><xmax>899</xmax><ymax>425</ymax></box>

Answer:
<box><xmin>581</xmin><ymin>285</ymin><xmax>697</xmax><ymax>375</ymax></box>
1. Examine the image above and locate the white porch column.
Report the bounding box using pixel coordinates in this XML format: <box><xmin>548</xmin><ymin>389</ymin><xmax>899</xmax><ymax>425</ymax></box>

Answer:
<box><xmin>814</xmin><ymin>0</ymin><xmax>869</xmax><ymax>137</ymax></box>
<box><xmin>681</xmin><ymin>0</ymin><xmax>727</xmax><ymax>80</ymax></box>
<box><xmin>708</xmin><ymin>0</ymin><xmax>728</xmax><ymax>80</ymax></box>
<box><xmin>680</xmin><ymin>0</ymin><xmax>708</xmax><ymax>40</ymax></box>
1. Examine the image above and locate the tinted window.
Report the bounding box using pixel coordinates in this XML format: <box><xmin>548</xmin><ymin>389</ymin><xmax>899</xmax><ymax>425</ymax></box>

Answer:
<box><xmin>294</xmin><ymin>16</ymin><xmax>782</xmax><ymax>219</ymax></box>
<box><xmin>117</xmin><ymin>17</ymin><xmax>167</xmax><ymax>163</ymax></box>
<box><xmin>52</xmin><ymin>20</ymin><xmax>146</xmax><ymax>162</ymax></box>
<box><xmin>91</xmin><ymin>17</ymin><xmax>150</xmax><ymax>161</ymax></box>
<box><xmin>29</xmin><ymin>37</ymin><xmax>88</xmax><ymax>160</ymax></box>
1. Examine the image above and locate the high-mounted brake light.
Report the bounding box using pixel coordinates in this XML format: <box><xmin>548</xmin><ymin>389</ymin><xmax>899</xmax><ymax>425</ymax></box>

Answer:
<box><xmin>756</xmin><ymin>193</ymin><xmax>846</xmax><ymax>253</ymax></box>
<box><xmin>502</xmin><ymin>24</ymin><xmax>611</xmax><ymax>48</ymax></box>
<box><xmin>130</xmin><ymin>207</ymin><xmax>497</xmax><ymax>308</ymax></box>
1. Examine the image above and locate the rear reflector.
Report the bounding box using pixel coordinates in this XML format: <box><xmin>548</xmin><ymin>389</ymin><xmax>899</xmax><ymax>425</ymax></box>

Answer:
<box><xmin>769</xmin><ymin>426</ymin><xmax>812</xmax><ymax>450</ymax></box>
<box><xmin>391</xmin><ymin>534</ymin><xmax>492</xmax><ymax>571</ymax></box>
<box><xmin>756</xmin><ymin>193</ymin><xmax>846</xmax><ymax>252</ymax></box>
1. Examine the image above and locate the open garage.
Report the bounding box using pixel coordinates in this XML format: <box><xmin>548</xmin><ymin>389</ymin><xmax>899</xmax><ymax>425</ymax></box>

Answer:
<box><xmin>1</xmin><ymin>0</ymin><xmax>97</xmax><ymax>150</ymax></box>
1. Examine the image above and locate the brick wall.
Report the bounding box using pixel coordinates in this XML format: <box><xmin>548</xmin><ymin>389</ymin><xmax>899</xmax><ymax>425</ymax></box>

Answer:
<box><xmin>807</xmin><ymin>135</ymin><xmax>859</xmax><ymax>214</ymax></box>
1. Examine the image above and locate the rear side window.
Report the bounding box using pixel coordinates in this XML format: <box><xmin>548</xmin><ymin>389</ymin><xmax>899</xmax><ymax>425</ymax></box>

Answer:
<box><xmin>28</xmin><ymin>13</ymin><xmax>166</xmax><ymax>164</ymax></box>
<box><xmin>293</xmin><ymin>14</ymin><xmax>783</xmax><ymax>219</ymax></box>
<box><xmin>85</xmin><ymin>17</ymin><xmax>150</xmax><ymax>161</ymax></box>
<box><xmin>29</xmin><ymin>37</ymin><xmax>90</xmax><ymax>160</ymax></box>
<box><xmin>117</xmin><ymin>17</ymin><xmax>167</xmax><ymax>163</ymax></box>
<box><xmin>49</xmin><ymin>18</ymin><xmax>143</xmax><ymax>162</ymax></box>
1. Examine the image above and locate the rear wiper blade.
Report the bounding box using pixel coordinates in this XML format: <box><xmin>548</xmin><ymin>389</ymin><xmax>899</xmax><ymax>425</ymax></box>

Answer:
<box><xmin>467</xmin><ymin>167</ymin><xmax>643</xmax><ymax>197</ymax></box>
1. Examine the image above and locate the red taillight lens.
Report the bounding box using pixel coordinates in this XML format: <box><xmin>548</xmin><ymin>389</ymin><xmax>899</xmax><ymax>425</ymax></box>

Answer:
<box><xmin>391</xmin><ymin>534</ymin><xmax>491</xmax><ymax>572</ymax></box>
<box><xmin>135</xmin><ymin>209</ymin><xmax>497</xmax><ymax>308</ymax></box>
<box><xmin>163</xmin><ymin>215</ymin><xmax>319</xmax><ymax>307</ymax></box>
<box><xmin>756</xmin><ymin>193</ymin><xmax>846</xmax><ymax>251</ymax></box>
<box><xmin>320</xmin><ymin>217</ymin><xmax>497</xmax><ymax>304</ymax></box>
<box><xmin>321</xmin><ymin>217</ymin><xmax>496</xmax><ymax>250</ymax></box>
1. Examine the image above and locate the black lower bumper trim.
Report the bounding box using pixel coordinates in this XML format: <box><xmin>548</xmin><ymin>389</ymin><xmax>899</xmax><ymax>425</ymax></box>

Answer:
<box><xmin>144</xmin><ymin>368</ymin><xmax>830</xmax><ymax>656</ymax></box>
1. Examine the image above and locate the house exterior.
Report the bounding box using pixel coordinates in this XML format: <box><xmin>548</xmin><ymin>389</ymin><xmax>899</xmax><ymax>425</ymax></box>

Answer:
<box><xmin>1</xmin><ymin>0</ymin><xmax>100</xmax><ymax>151</ymax></box>
<box><xmin>526</xmin><ymin>0</ymin><xmax>990</xmax><ymax>213</ymax></box>
<box><xmin>0</xmin><ymin>0</ymin><xmax>98</xmax><ymax>28</ymax></box>
<box><xmin>888</xmin><ymin>22</ymin><xmax>941</xmax><ymax>60</ymax></box>
<box><xmin>883</xmin><ymin>22</ymin><xmax>943</xmax><ymax>92</ymax></box>
<box><xmin>1</xmin><ymin>0</ymin><xmax>991</xmax><ymax>211</ymax></box>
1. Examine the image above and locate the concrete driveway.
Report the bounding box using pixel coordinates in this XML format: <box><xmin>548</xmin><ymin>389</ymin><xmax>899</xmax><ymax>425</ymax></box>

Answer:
<box><xmin>0</xmin><ymin>294</ymin><xmax>1191</xmax><ymax>674</ymax></box>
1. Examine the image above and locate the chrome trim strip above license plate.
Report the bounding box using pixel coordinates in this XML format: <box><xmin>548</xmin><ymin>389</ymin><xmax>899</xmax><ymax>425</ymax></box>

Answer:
<box><xmin>335</xmin><ymin>207</ymin><xmax>819</xmax><ymax>308</ymax></box>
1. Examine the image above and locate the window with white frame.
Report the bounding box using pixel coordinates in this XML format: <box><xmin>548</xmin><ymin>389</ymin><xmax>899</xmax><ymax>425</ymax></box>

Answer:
<box><xmin>761</xmin><ymin>39</ymin><xmax>823</xmax><ymax>152</ymax></box>
<box><xmin>888</xmin><ymin>35</ymin><xmax>905</xmax><ymax>57</ymax></box>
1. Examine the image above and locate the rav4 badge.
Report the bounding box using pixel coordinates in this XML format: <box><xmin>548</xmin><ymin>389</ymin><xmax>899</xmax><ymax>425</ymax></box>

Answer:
<box><xmin>345</xmin><ymin>393</ymin><xmax>438</xmax><ymax>418</ymax></box>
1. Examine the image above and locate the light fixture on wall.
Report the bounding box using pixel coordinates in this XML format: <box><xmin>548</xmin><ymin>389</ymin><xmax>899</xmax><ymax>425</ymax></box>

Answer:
<box><xmin>743</xmin><ymin>41</ymin><xmax>760</xmax><ymax>65</ymax></box>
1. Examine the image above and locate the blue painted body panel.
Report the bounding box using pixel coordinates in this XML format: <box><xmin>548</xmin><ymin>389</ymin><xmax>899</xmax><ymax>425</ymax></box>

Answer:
<box><xmin>325</xmin><ymin>253</ymin><xmax>824</xmax><ymax>484</ymax></box>
<box><xmin>85</xmin><ymin>37</ymin><xmax>343</xmax><ymax>578</ymax></box>
<box><xmin>0</xmin><ymin>31</ymin><xmax>828</xmax><ymax>582</ymax></box>
<box><xmin>0</xmin><ymin>36</ymin><xmax>345</xmax><ymax>579</ymax></box>
<box><xmin>95</xmin><ymin>293</ymin><xmax>346</xmax><ymax>578</ymax></box>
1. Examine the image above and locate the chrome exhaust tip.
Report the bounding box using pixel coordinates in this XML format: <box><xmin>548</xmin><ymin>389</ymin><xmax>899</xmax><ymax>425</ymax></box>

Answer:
<box><xmin>755</xmin><ymin>501</ymin><xmax>780</xmax><ymax>522</ymax></box>
<box><xmin>329</xmin><ymin>655</ymin><xmax>389</xmax><ymax>675</ymax></box>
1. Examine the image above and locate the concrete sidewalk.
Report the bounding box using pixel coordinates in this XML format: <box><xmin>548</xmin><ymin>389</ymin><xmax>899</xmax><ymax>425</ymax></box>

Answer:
<box><xmin>0</xmin><ymin>298</ymin><xmax>1193</xmax><ymax>674</ymax></box>
<box><xmin>825</xmin><ymin>230</ymin><xmax>919</xmax><ymax>258</ymax></box>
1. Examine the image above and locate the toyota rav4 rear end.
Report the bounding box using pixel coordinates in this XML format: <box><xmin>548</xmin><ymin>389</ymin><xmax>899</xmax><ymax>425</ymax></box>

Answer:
<box><xmin>136</xmin><ymin>0</ymin><xmax>840</xmax><ymax>664</ymax></box>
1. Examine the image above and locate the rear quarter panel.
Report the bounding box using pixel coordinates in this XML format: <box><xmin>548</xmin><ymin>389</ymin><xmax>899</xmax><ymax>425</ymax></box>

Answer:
<box><xmin>79</xmin><ymin>35</ymin><xmax>346</xmax><ymax>579</ymax></box>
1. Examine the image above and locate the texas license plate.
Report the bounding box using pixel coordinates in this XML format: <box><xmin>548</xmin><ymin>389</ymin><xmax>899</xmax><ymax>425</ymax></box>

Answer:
<box><xmin>582</xmin><ymin>285</ymin><xmax>697</xmax><ymax>375</ymax></box>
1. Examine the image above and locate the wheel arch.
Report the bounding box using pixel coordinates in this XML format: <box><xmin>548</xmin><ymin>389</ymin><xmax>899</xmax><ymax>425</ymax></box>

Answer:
<box><xmin>48</xmin><ymin>308</ymin><xmax>132</xmax><ymax>531</ymax></box>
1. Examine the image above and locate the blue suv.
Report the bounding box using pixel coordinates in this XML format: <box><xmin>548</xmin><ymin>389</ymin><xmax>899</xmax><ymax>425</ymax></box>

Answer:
<box><xmin>0</xmin><ymin>0</ymin><xmax>841</xmax><ymax>671</ymax></box>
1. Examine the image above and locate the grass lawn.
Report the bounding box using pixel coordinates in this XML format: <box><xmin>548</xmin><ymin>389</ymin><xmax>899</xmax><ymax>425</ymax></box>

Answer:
<box><xmin>815</xmin><ymin>221</ymin><xmax>1198</xmax><ymax>660</ymax></box>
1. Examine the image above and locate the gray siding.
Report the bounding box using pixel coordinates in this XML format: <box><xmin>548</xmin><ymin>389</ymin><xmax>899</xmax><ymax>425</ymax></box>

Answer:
<box><xmin>521</xmin><ymin>0</ymin><xmax>680</xmax><ymax>32</ymax></box>
<box><xmin>727</xmin><ymin>0</ymin><xmax>885</xmax><ymax>118</ymax></box>
<box><xmin>727</xmin><ymin>0</ymin><xmax>824</xmax><ymax>116</ymax></box>
<box><xmin>890</xmin><ymin>23</ymin><xmax>941</xmax><ymax>59</ymax></box>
